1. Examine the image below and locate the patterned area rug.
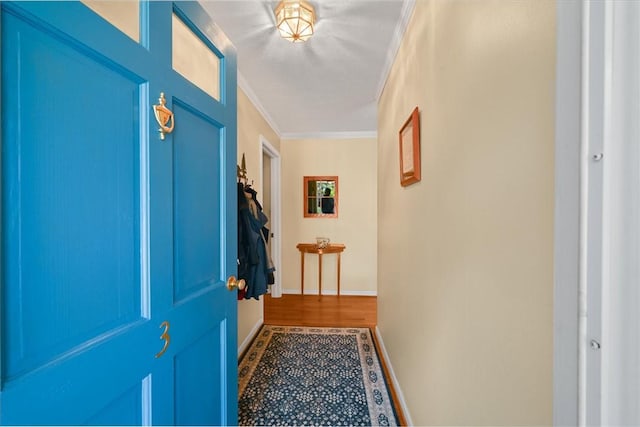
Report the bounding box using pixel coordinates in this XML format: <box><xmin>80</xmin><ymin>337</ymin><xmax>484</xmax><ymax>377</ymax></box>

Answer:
<box><xmin>238</xmin><ymin>325</ymin><xmax>398</xmax><ymax>426</ymax></box>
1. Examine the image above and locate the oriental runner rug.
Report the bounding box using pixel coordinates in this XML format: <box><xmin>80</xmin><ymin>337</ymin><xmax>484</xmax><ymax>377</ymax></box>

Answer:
<box><xmin>238</xmin><ymin>325</ymin><xmax>398</xmax><ymax>426</ymax></box>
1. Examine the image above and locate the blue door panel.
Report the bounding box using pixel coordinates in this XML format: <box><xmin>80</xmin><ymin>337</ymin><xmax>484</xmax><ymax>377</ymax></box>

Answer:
<box><xmin>154</xmin><ymin>292</ymin><xmax>229</xmax><ymax>356</ymax></box>
<box><xmin>2</xmin><ymin>9</ymin><xmax>142</xmax><ymax>380</ymax></box>
<box><xmin>1</xmin><ymin>1</ymin><xmax>238</xmax><ymax>425</ymax></box>
<box><xmin>172</xmin><ymin>101</ymin><xmax>222</xmax><ymax>303</ymax></box>
<box><xmin>0</xmin><ymin>319</ymin><xmax>155</xmax><ymax>425</ymax></box>
<box><xmin>2</xmin><ymin>2</ymin><xmax>152</xmax><ymax>81</ymax></box>
<box><xmin>169</xmin><ymin>77</ymin><xmax>231</xmax><ymax>131</ymax></box>
<box><xmin>175</xmin><ymin>325</ymin><xmax>223</xmax><ymax>425</ymax></box>
<box><xmin>85</xmin><ymin>378</ymin><xmax>146</xmax><ymax>426</ymax></box>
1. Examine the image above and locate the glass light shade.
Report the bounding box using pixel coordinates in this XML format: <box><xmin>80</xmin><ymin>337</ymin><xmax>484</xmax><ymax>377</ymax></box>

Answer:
<box><xmin>275</xmin><ymin>0</ymin><xmax>315</xmax><ymax>43</ymax></box>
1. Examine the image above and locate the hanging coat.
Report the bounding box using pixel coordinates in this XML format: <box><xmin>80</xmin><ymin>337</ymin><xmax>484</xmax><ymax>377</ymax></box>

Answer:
<box><xmin>237</xmin><ymin>183</ymin><xmax>275</xmax><ymax>300</ymax></box>
<box><xmin>244</xmin><ymin>186</ymin><xmax>275</xmax><ymax>285</ymax></box>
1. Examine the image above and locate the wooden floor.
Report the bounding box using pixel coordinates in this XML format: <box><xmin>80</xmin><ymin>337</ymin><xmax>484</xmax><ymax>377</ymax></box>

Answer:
<box><xmin>263</xmin><ymin>294</ymin><xmax>377</xmax><ymax>327</ymax></box>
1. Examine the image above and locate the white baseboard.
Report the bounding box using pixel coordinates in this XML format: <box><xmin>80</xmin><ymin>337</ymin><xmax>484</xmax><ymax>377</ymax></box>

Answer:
<box><xmin>282</xmin><ymin>289</ymin><xmax>377</xmax><ymax>296</ymax></box>
<box><xmin>375</xmin><ymin>326</ymin><xmax>413</xmax><ymax>426</ymax></box>
<box><xmin>237</xmin><ymin>319</ymin><xmax>263</xmax><ymax>358</ymax></box>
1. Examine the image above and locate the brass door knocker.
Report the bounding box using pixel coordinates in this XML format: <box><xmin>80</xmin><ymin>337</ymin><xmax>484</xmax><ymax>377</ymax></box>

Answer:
<box><xmin>153</xmin><ymin>92</ymin><xmax>174</xmax><ymax>140</ymax></box>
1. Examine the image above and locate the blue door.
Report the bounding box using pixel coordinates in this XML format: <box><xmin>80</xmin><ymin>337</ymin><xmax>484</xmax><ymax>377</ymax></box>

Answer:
<box><xmin>1</xmin><ymin>2</ymin><xmax>238</xmax><ymax>425</ymax></box>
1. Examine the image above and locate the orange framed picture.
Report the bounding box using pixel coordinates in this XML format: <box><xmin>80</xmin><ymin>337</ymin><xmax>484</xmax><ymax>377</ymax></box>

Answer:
<box><xmin>303</xmin><ymin>176</ymin><xmax>338</xmax><ymax>218</ymax></box>
<box><xmin>399</xmin><ymin>106</ymin><xmax>421</xmax><ymax>187</ymax></box>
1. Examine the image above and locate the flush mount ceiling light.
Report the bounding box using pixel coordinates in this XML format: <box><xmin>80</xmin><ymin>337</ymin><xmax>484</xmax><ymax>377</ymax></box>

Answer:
<box><xmin>274</xmin><ymin>0</ymin><xmax>315</xmax><ymax>43</ymax></box>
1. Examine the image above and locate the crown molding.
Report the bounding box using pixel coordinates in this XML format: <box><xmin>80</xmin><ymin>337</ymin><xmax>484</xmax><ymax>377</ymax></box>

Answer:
<box><xmin>237</xmin><ymin>71</ymin><xmax>282</xmax><ymax>137</ymax></box>
<box><xmin>375</xmin><ymin>0</ymin><xmax>416</xmax><ymax>101</ymax></box>
<box><xmin>281</xmin><ymin>131</ymin><xmax>377</xmax><ymax>140</ymax></box>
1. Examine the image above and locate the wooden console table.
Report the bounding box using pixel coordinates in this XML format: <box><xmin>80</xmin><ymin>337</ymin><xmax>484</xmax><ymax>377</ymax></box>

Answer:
<box><xmin>296</xmin><ymin>243</ymin><xmax>346</xmax><ymax>297</ymax></box>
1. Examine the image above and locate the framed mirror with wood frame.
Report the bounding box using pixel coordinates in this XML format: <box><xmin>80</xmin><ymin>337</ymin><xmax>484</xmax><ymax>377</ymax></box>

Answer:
<box><xmin>303</xmin><ymin>176</ymin><xmax>338</xmax><ymax>218</ymax></box>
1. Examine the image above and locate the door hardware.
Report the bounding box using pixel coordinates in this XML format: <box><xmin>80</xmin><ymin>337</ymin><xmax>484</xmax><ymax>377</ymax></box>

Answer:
<box><xmin>226</xmin><ymin>275</ymin><xmax>246</xmax><ymax>291</ymax></box>
<box><xmin>153</xmin><ymin>92</ymin><xmax>175</xmax><ymax>140</ymax></box>
<box><xmin>155</xmin><ymin>321</ymin><xmax>171</xmax><ymax>358</ymax></box>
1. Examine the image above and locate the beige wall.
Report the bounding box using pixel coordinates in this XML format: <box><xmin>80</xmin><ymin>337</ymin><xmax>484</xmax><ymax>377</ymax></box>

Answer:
<box><xmin>281</xmin><ymin>138</ymin><xmax>377</xmax><ymax>295</ymax></box>
<box><xmin>377</xmin><ymin>1</ymin><xmax>555</xmax><ymax>425</ymax></box>
<box><xmin>237</xmin><ymin>88</ymin><xmax>280</xmax><ymax>348</ymax></box>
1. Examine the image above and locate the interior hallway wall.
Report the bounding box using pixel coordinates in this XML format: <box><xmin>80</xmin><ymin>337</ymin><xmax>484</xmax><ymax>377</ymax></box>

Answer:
<box><xmin>376</xmin><ymin>1</ymin><xmax>556</xmax><ymax>424</ymax></box>
<box><xmin>237</xmin><ymin>87</ymin><xmax>280</xmax><ymax>349</ymax></box>
<box><xmin>281</xmin><ymin>137</ymin><xmax>377</xmax><ymax>295</ymax></box>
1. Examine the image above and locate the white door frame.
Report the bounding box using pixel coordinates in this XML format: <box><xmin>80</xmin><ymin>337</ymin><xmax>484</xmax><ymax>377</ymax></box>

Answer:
<box><xmin>553</xmin><ymin>1</ymin><xmax>637</xmax><ymax>425</ymax></box>
<box><xmin>259</xmin><ymin>135</ymin><xmax>282</xmax><ymax>298</ymax></box>
<box><xmin>581</xmin><ymin>3</ymin><xmax>608</xmax><ymax>425</ymax></box>
<box><xmin>555</xmin><ymin>1</ymin><xmax>604</xmax><ymax>425</ymax></box>
<box><xmin>553</xmin><ymin>2</ymin><xmax>583</xmax><ymax>422</ymax></box>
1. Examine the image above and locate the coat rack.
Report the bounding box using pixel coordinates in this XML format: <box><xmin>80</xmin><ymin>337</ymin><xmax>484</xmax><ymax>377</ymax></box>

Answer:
<box><xmin>237</xmin><ymin>153</ymin><xmax>253</xmax><ymax>187</ymax></box>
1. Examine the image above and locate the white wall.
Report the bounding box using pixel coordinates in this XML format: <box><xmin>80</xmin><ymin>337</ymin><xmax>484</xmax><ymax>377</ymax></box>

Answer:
<box><xmin>377</xmin><ymin>1</ymin><xmax>556</xmax><ymax>424</ymax></box>
<box><xmin>281</xmin><ymin>137</ymin><xmax>377</xmax><ymax>295</ymax></box>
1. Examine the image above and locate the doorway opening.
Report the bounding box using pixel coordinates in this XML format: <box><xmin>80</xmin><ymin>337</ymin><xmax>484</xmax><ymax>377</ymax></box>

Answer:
<box><xmin>260</xmin><ymin>136</ymin><xmax>282</xmax><ymax>298</ymax></box>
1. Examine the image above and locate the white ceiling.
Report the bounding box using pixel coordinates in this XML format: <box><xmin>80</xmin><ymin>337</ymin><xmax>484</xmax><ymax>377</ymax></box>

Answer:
<box><xmin>199</xmin><ymin>0</ymin><xmax>415</xmax><ymax>138</ymax></box>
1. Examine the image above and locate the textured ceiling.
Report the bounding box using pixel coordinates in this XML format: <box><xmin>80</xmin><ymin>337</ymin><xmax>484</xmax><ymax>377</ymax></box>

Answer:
<box><xmin>199</xmin><ymin>0</ymin><xmax>414</xmax><ymax>137</ymax></box>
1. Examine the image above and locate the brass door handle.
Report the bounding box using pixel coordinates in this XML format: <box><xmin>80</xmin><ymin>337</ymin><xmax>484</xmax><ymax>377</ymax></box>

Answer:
<box><xmin>226</xmin><ymin>276</ymin><xmax>246</xmax><ymax>291</ymax></box>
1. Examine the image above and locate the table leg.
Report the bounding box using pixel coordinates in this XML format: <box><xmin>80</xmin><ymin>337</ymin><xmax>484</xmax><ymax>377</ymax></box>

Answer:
<box><xmin>337</xmin><ymin>252</ymin><xmax>341</xmax><ymax>297</ymax></box>
<box><xmin>318</xmin><ymin>253</ymin><xmax>323</xmax><ymax>299</ymax></box>
<box><xmin>300</xmin><ymin>251</ymin><xmax>305</xmax><ymax>295</ymax></box>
